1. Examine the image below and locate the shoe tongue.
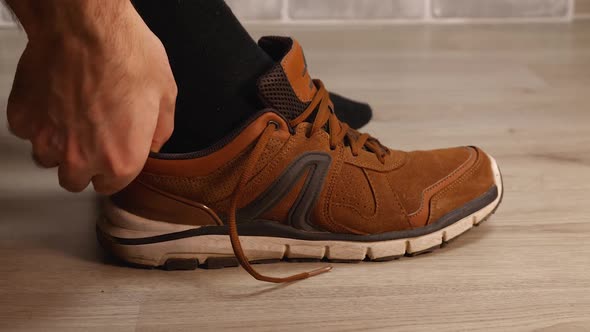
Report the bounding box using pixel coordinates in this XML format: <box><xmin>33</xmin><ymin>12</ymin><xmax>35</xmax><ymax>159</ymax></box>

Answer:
<box><xmin>257</xmin><ymin>36</ymin><xmax>318</xmax><ymax>120</ymax></box>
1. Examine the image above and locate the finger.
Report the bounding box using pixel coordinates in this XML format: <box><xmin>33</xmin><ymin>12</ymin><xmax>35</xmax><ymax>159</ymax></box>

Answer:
<box><xmin>58</xmin><ymin>160</ymin><xmax>93</xmax><ymax>193</ymax></box>
<box><xmin>91</xmin><ymin>158</ymin><xmax>142</xmax><ymax>195</ymax></box>
<box><xmin>32</xmin><ymin>151</ymin><xmax>60</xmax><ymax>169</ymax></box>
<box><xmin>150</xmin><ymin>88</ymin><xmax>177</xmax><ymax>152</ymax></box>
<box><xmin>31</xmin><ymin>126</ymin><xmax>63</xmax><ymax>168</ymax></box>
<box><xmin>57</xmin><ymin>140</ymin><xmax>93</xmax><ymax>192</ymax></box>
<box><xmin>91</xmin><ymin>172</ymin><xmax>137</xmax><ymax>195</ymax></box>
<box><xmin>91</xmin><ymin>141</ymin><xmax>145</xmax><ymax>195</ymax></box>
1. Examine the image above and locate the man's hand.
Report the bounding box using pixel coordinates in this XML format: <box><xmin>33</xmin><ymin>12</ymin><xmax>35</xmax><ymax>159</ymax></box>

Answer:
<box><xmin>5</xmin><ymin>0</ymin><xmax>177</xmax><ymax>194</ymax></box>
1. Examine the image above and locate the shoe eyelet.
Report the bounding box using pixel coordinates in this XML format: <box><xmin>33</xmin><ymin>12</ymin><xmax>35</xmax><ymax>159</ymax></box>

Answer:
<box><xmin>267</xmin><ymin>120</ymin><xmax>280</xmax><ymax>130</ymax></box>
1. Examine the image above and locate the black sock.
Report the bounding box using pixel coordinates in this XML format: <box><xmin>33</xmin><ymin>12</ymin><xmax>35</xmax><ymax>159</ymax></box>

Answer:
<box><xmin>132</xmin><ymin>0</ymin><xmax>274</xmax><ymax>153</ymax></box>
<box><xmin>329</xmin><ymin>93</ymin><xmax>373</xmax><ymax>129</ymax></box>
<box><xmin>133</xmin><ymin>0</ymin><xmax>373</xmax><ymax>152</ymax></box>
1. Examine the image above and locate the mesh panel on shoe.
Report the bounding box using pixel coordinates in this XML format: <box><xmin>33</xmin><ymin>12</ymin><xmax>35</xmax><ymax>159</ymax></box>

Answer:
<box><xmin>257</xmin><ymin>64</ymin><xmax>310</xmax><ymax>120</ymax></box>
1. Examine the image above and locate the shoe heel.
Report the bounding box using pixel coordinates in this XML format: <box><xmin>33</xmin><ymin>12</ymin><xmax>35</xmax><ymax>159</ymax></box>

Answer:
<box><xmin>97</xmin><ymin>200</ymin><xmax>234</xmax><ymax>268</ymax></box>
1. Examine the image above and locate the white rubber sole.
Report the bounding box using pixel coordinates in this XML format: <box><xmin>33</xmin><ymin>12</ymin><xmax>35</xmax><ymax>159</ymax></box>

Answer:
<box><xmin>97</xmin><ymin>156</ymin><xmax>503</xmax><ymax>269</ymax></box>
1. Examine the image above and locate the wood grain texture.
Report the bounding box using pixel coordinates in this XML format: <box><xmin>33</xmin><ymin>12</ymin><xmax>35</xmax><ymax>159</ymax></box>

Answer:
<box><xmin>1</xmin><ymin>21</ymin><xmax>590</xmax><ymax>331</ymax></box>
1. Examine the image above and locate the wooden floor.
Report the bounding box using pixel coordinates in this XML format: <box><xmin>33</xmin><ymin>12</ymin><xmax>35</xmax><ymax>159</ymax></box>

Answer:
<box><xmin>1</xmin><ymin>21</ymin><xmax>590</xmax><ymax>331</ymax></box>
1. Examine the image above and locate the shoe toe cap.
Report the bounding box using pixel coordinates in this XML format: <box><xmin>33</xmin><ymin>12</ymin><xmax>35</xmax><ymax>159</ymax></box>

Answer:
<box><xmin>392</xmin><ymin>146</ymin><xmax>498</xmax><ymax>227</ymax></box>
<box><xmin>425</xmin><ymin>146</ymin><xmax>497</xmax><ymax>225</ymax></box>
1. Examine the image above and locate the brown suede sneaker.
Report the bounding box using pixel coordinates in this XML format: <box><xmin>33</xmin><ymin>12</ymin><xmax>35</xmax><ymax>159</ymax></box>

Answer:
<box><xmin>98</xmin><ymin>37</ymin><xmax>503</xmax><ymax>283</ymax></box>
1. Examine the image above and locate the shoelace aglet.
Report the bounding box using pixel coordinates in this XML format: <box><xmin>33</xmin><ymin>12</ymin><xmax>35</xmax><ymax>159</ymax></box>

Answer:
<box><xmin>306</xmin><ymin>265</ymin><xmax>333</xmax><ymax>277</ymax></box>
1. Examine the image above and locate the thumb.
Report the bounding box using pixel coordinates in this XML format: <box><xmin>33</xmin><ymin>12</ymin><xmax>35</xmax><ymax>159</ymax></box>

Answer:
<box><xmin>150</xmin><ymin>93</ymin><xmax>176</xmax><ymax>152</ymax></box>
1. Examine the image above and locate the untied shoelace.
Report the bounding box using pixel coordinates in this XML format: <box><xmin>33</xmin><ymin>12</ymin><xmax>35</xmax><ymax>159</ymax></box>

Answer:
<box><xmin>227</xmin><ymin>79</ymin><xmax>389</xmax><ymax>283</ymax></box>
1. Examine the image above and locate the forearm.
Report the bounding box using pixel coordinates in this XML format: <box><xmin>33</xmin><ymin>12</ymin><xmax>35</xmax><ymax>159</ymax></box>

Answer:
<box><xmin>4</xmin><ymin>0</ymin><xmax>133</xmax><ymax>43</ymax></box>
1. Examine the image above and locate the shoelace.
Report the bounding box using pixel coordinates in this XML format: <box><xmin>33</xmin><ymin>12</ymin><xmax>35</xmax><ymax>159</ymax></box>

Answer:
<box><xmin>227</xmin><ymin>79</ymin><xmax>388</xmax><ymax>283</ymax></box>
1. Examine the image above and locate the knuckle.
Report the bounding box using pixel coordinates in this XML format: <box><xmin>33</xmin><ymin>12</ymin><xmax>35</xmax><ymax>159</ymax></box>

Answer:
<box><xmin>106</xmin><ymin>157</ymin><xmax>140</xmax><ymax>181</ymax></box>
<box><xmin>162</xmin><ymin>82</ymin><xmax>178</xmax><ymax>105</ymax></box>
<box><xmin>169</xmin><ymin>82</ymin><xmax>178</xmax><ymax>98</ymax></box>
<box><xmin>152</xmin><ymin>127</ymin><xmax>173</xmax><ymax>151</ymax></box>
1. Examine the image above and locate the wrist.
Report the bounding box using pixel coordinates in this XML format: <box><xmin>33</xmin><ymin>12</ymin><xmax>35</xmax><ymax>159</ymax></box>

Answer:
<box><xmin>5</xmin><ymin>0</ymin><xmax>134</xmax><ymax>44</ymax></box>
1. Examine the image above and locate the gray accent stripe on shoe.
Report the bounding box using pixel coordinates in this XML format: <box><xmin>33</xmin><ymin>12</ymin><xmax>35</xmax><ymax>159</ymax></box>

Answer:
<box><xmin>236</xmin><ymin>152</ymin><xmax>332</xmax><ymax>231</ymax></box>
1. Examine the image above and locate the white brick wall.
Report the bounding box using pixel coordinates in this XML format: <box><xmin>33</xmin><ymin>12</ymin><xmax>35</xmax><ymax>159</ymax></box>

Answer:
<box><xmin>225</xmin><ymin>0</ymin><xmax>283</xmax><ymax>20</ymax></box>
<box><xmin>433</xmin><ymin>0</ymin><xmax>569</xmax><ymax>18</ymax></box>
<box><xmin>289</xmin><ymin>0</ymin><xmax>424</xmax><ymax>20</ymax></box>
<box><xmin>0</xmin><ymin>0</ymin><xmax>581</xmax><ymax>26</ymax></box>
<box><xmin>231</xmin><ymin>0</ymin><xmax>575</xmax><ymax>21</ymax></box>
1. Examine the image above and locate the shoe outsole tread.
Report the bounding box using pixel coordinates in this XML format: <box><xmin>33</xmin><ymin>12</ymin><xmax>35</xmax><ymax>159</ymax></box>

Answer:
<box><xmin>97</xmin><ymin>200</ymin><xmax>501</xmax><ymax>271</ymax></box>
